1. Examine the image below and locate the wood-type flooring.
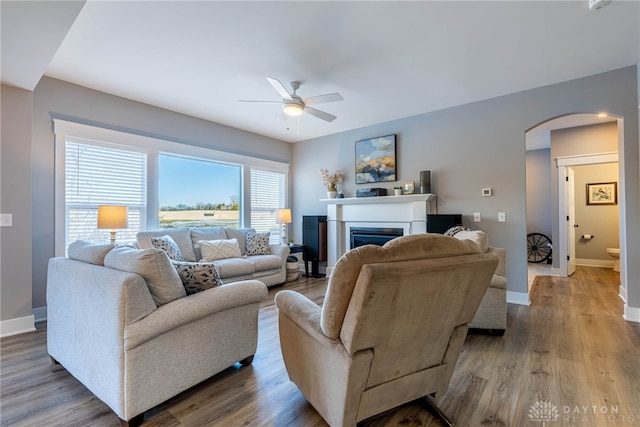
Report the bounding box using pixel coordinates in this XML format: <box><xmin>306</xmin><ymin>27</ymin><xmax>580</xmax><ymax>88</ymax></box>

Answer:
<box><xmin>1</xmin><ymin>266</ymin><xmax>639</xmax><ymax>426</ymax></box>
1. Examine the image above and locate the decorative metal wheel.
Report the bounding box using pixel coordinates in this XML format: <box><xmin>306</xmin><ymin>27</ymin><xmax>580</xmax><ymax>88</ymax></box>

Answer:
<box><xmin>527</xmin><ymin>233</ymin><xmax>552</xmax><ymax>263</ymax></box>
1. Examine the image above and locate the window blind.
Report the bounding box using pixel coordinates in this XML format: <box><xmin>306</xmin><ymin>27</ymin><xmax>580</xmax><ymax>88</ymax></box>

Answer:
<box><xmin>250</xmin><ymin>168</ymin><xmax>285</xmax><ymax>243</ymax></box>
<box><xmin>65</xmin><ymin>141</ymin><xmax>147</xmax><ymax>247</ymax></box>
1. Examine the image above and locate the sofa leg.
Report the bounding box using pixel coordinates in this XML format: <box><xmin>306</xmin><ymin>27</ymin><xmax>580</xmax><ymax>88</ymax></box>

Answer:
<box><xmin>420</xmin><ymin>395</ymin><xmax>454</xmax><ymax>427</ymax></box>
<box><xmin>50</xmin><ymin>356</ymin><xmax>59</xmax><ymax>365</ymax></box>
<box><xmin>120</xmin><ymin>413</ymin><xmax>144</xmax><ymax>427</ymax></box>
<box><xmin>239</xmin><ymin>355</ymin><xmax>254</xmax><ymax>366</ymax></box>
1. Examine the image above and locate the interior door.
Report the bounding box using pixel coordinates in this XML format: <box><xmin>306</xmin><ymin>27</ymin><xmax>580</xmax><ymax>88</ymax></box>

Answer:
<box><xmin>567</xmin><ymin>167</ymin><xmax>576</xmax><ymax>275</ymax></box>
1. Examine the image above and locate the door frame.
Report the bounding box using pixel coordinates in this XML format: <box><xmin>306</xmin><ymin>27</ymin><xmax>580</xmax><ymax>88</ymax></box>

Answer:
<box><xmin>556</xmin><ymin>152</ymin><xmax>619</xmax><ymax>277</ymax></box>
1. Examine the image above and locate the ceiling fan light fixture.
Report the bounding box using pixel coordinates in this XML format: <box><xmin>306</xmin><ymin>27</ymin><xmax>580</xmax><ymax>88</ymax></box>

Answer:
<box><xmin>283</xmin><ymin>102</ymin><xmax>304</xmax><ymax>117</ymax></box>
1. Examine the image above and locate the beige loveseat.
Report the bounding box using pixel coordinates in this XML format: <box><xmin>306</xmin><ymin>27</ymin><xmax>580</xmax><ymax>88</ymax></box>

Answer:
<box><xmin>47</xmin><ymin>241</ymin><xmax>268</xmax><ymax>426</ymax></box>
<box><xmin>447</xmin><ymin>228</ymin><xmax>507</xmax><ymax>334</ymax></box>
<box><xmin>275</xmin><ymin>234</ymin><xmax>498</xmax><ymax>426</ymax></box>
<box><xmin>136</xmin><ymin>227</ymin><xmax>290</xmax><ymax>287</ymax></box>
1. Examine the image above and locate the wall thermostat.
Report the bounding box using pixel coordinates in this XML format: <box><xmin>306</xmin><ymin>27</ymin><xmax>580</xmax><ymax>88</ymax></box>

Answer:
<box><xmin>482</xmin><ymin>188</ymin><xmax>492</xmax><ymax>197</ymax></box>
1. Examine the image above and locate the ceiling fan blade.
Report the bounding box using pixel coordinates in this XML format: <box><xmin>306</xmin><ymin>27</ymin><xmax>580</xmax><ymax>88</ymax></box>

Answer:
<box><xmin>303</xmin><ymin>93</ymin><xmax>344</xmax><ymax>105</ymax></box>
<box><xmin>304</xmin><ymin>106</ymin><xmax>337</xmax><ymax>122</ymax></box>
<box><xmin>238</xmin><ymin>100</ymin><xmax>281</xmax><ymax>104</ymax></box>
<box><xmin>266</xmin><ymin>77</ymin><xmax>292</xmax><ymax>100</ymax></box>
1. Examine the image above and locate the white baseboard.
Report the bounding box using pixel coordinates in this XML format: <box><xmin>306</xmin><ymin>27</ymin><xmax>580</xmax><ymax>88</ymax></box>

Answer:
<box><xmin>507</xmin><ymin>291</ymin><xmax>529</xmax><ymax>306</ymax></box>
<box><xmin>0</xmin><ymin>314</ymin><xmax>36</xmax><ymax>338</ymax></box>
<box><xmin>33</xmin><ymin>306</ymin><xmax>47</xmax><ymax>323</ymax></box>
<box><xmin>623</xmin><ymin>305</ymin><xmax>640</xmax><ymax>323</ymax></box>
<box><xmin>575</xmin><ymin>258</ymin><xmax>614</xmax><ymax>268</ymax></box>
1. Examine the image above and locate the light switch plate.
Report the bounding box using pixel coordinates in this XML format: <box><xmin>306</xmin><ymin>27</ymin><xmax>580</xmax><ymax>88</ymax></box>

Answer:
<box><xmin>473</xmin><ymin>212</ymin><xmax>481</xmax><ymax>222</ymax></box>
<box><xmin>498</xmin><ymin>212</ymin><xmax>506</xmax><ymax>222</ymax></box>
<box><xmin>0</xmin><ymin>214</ymin><xmax>12</xmax><ymax>227</ymax></box>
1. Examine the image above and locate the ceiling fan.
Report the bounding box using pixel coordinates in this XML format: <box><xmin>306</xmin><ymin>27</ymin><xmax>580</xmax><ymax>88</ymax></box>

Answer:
<box><xmin>240</xmin><ymin>77</ymin><xmax>343</xmax><ymax>122</ymax></box>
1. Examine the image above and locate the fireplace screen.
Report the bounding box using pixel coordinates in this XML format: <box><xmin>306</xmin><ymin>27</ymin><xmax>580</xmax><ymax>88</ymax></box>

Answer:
<box><xmin>350</xmin><ymin>227</ymin><xmax>404</xmax><ymax>249</ymax></box>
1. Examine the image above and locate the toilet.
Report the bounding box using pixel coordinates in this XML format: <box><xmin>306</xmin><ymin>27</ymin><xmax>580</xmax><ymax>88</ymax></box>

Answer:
<box><xmin>606</xmin><ymin>248</ymin><xmax>620</xmax><ymax>272</ymax></box>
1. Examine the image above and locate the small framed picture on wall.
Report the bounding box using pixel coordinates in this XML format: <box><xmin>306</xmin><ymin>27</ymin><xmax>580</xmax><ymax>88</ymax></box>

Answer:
<box><xmin>586</xmin><ymin>182</ymin><xmax>617</xmax><ymax>205</ymax></box>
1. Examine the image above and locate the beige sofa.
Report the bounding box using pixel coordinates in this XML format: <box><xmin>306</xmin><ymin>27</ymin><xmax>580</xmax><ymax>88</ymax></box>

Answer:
<box><xmin>47</xmin><ymin>241</ymin><xmax>268</xmax><ymax>426</ymax></box>
<box><xmin>275</xmin><ymin>234</ymin><xmax>498</xmax><ymax>426</ymax></box>
<box><xmin>448</xmin><ymin>228</ymin><xmax>507</xmax><ymax>334</ymax></box>
<box><xmin>136</xmin><ymin>227</ymin><xmax>290</xmax><ymax>287</ymax></box>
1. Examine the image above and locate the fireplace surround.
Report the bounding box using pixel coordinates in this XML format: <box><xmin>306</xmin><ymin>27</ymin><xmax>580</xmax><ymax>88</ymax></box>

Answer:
<box><xmin>322</xmin><ymin>193</ymin><xmax>436</xmax><ymax>274</ymax></box>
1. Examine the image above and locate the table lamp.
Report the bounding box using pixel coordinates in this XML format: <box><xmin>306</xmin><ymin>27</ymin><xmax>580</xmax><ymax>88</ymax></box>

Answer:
<box><xmin>275</xmin><ymin>208</ymin><xmax>292</xmax><ymax>245</ymax></box>
<box><xmin>97</xmin><ymin>205</ymin><xmax>128</xmax><ymax>243</ymax></box>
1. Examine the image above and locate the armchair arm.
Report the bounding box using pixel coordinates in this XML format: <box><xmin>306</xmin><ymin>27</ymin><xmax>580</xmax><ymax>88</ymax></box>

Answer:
<box><xmin>274</xmin><ymin>290</ymin><xmax>327</xmax><ymax>342</ymax></box>
<box><xmin>125</xmin><ymin>280</ymin><xmax>268</xmax><ymax>349</ymax></box>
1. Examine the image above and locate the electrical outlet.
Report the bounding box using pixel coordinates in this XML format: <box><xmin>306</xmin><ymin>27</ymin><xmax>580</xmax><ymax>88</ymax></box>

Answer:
<box><xmin>498</xmin><ymin>212</ymin><xmax>506</xmax><ymax>222</ymax></box>
<box><xmin>473</xmin><ymin>212</ymin><xmax>481</xmax><ymax>222</ymax></box>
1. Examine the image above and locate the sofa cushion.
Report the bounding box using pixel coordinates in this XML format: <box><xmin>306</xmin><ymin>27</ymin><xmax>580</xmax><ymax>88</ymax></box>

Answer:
<box><xmin>171</xmin><ymin>261</ymin><xmax>222</xmax><ymax>295</ymax></box>
<box><xmin>246</xmin><ymin>254</ymin><xmax>282</xmax><ymax>271</ymax></box>
<box><xmin>68</xmin><ymin>240</ymin><xmax>115</xmax><ymax>265</ymax></box>
<box><xmin>104</xmin><ymin>246</ymin><xmax>186</xmax><ymax>306</ymax></box>
<box><xmin>190</xmin><ymin>227</ymin><xmax>227</xmax><ymax>259</ymax></box>
<box><xmin>198</xmin><ymin>238</ymin><xmax>242</xmax><ymax>261</ymax></box>
<box><xmin>225</xmin><ymin>227</ymin><xmax>255</xmax><ymax>255</ymax></box>
<box><xmin>246</xmin><ymin>232</ymin><xmax>271</xmax><ymax>256</ymax></box>
<box><xmin>446</xmin><ymin>227</ymin><xmax>489</xmax><ymax>253</ymax></box>
<box><xmin>136</xmin><ymin>229</ymin><xmax>197</xmax><ymax>261</ymax></box>
<box><xmin>150</xmin><ymin>235</ymin><xmax>184</xmax><ymax>261</ymax></box>
<box><xmin>210</xmin><ymin>257</ymin><xmax>255</xmax><ymax>279</ymax></box>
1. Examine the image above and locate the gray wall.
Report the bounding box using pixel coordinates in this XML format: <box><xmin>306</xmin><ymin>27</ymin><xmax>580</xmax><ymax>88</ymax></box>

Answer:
<box><xmin>526</xmin><ymin>149</ymin><xmax>552</xmax><ymax>238</ymax></box>
<box><xmin>1</xmin><ymin>85</ymin><xmax>34</xmax><ymax>325</ymax></box>
<box><xmin>291</xmin><ymin>66</ymin><xmax>640</xmax><ymax>307</ymax></box>
<box><xmin>27</xmin><ymin>77</ymin><xmax>291</xmax><ymax>312</ymax></box>
<box><xmin>573</xmin><ymin>163</ymin><xmax>619</xmax><ymax>261</ymax></box>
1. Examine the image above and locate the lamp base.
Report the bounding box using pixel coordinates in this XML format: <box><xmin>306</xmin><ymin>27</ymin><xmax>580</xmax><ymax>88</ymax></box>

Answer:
<box><xmin>109</xmin><ymin>230</ymin><xmax>117</xmax><ymax>244</ymax></box>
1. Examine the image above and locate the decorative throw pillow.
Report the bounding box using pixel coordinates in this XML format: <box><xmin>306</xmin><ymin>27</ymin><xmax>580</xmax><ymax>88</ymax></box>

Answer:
<box><xmin>150</xmin><ymin>235</ymin><xmax>184</xmax><ymax>261</ymax></box>
<box><xmin>171</xmin><ymin>261</ymin><xmax>222</xmax><ymax>295</ymax></box>
<box><xmin>245</xmin><ymin>231</ymin><xmax>271</xmax><ymax>256</ymax></box>
<box><xmin>198</xmin><ymin>238</ymin><xmax>242</xmax><ymax>261</ymax></box>
<box><xmin>444</xmin><ymin>226</ymin><xmax>471</xmax><ymax>237</ymax></box>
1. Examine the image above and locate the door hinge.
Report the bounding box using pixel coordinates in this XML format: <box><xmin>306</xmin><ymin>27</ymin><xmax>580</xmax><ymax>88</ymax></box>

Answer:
<box><xmin>566</xmin><ymin>176</ymin><xmax>569</xmax><ymax>182</ymax></box>
<box><xmin>567</xmin><ymin>255</ymin><xmax>570</xmax><ymax>261</ymax></box>
<box><xmin>567</xmin><ymin>216</ymin><xmax>570</xmax><ymax>221</ymax></box>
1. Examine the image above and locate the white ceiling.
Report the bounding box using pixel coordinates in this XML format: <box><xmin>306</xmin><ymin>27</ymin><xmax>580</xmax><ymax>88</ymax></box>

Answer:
<box><xmin>2</xmin><ymin>1</ymin><xmax>639</xmax><ymax>143</ymax></box>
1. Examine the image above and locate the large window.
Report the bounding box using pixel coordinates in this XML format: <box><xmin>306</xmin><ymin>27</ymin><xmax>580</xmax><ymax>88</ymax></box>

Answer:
<box><xmin>54</xmin><ymin>120</ymin><xmax>289</xmax><ymax>255</ymax></box>
<box><xmin>64</xmin><ymin>139</ymin><xmax>146</xmax><ymax>248</ymax></box>
<box><xmin>159</xmin><ymin>154</ymin><xmax>241</xmax><ymax>229</ymax></box>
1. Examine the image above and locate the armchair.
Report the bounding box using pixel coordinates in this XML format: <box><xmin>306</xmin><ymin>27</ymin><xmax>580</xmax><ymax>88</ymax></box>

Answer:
<box><xmin>275</xmin><ymin>234</ymin><xmax>498</xmax><ymax>426</ymax></box>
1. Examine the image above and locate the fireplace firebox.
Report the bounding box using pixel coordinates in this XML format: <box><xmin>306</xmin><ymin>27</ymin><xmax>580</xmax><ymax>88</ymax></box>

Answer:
<box><xmin>350</xmin><ymin>227</ymin><xmax>404</xmax><ymax>249</ymax></box>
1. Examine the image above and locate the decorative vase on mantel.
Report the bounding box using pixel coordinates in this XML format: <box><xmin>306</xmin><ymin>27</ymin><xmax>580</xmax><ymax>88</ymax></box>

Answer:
<box><xmin>327</xmin><ymin>185</ymin><xmax>338</xmax><ymax>199</ymax></box>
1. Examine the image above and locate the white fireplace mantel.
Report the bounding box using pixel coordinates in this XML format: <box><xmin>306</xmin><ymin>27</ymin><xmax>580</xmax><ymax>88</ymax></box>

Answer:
<box><xmin>322</xmin><ymin>194</ymin><xmax>436</xmax><ymax>273</ymax></box>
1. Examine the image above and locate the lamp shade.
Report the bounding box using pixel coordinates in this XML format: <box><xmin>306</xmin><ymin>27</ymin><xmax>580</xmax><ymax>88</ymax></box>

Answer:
<box><xmin>97</xmin><ymin>205</ymin><xmax>128</xmax><ymax>229</ymax></box>
<box><xmin>275</xmin><ymin>208</ymin><xmax>292</xmax><ymax>224</ymax></box>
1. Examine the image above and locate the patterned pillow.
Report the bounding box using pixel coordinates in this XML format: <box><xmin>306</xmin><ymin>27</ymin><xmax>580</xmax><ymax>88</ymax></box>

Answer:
<box><xmin>150</xmin><ymin>235</ymin><xmax>184</xmax><ymax>261</ymax></box>
<box><xmin>198</xmin><ymin>238</ymin><xmax>242</xmax><ymax>261</ymax></box>
<box><xmin>171</xmin><ymin>261</ymin><xmax>222</xmax><ymax>295</ymax></box>
<box><xmin>444</xmin><ymin>226</ymin><xmax>471</xmax><ymax>237</ymax></box>
<box><xmin>246</xmin><ymin>232</ymin><xmax>271</xmax><ymax>256</ymax></box>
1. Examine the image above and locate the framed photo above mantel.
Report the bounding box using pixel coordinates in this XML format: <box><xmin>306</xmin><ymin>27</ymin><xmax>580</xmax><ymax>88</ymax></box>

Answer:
<box><xmin>586</xmin><ymin>182</ymin><xmax>617</xmax><ymax>205</ymax></box>
<box><xmin>355</xmin><ymin>134</ymin><xmax>396</xmax><ymax>184</ymax></box>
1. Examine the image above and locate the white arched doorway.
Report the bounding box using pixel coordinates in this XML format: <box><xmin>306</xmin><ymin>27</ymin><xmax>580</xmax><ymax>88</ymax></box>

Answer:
<box><xmin>525</xmin><ymin>114</ymin><xmax>627</xmax><ymax>307</ymax></box>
